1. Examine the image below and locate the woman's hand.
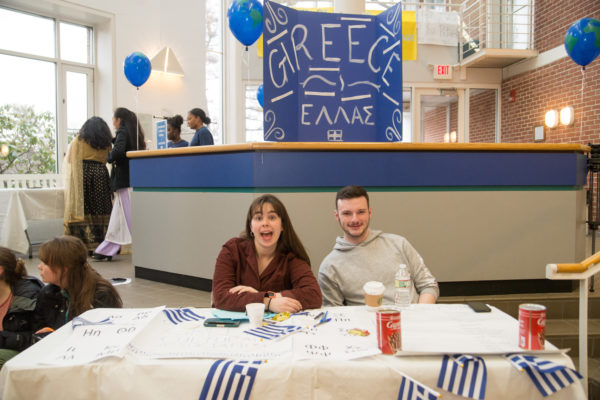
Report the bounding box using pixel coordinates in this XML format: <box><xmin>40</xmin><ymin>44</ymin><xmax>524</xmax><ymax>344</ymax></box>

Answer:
<box><xmin>268</xmin><ymin>296</ymin><xmax>302</xmax><ymax>313</ymax></box>
<box><xmin>229</xmin><ymin>285</ymin><xmax>258</xmax><ymax>295</ymax></box>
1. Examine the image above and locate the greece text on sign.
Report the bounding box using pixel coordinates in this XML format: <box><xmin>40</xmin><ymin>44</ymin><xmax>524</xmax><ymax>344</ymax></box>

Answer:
<box><xmin>263</xmin><ymin>1</ymin><xmax>403</xmax><ymax>142</ymax></box>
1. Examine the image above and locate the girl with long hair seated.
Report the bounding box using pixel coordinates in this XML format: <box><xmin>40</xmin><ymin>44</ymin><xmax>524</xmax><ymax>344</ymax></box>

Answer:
<box><xmin>34</xmin><ymin>236</ymin><xmax>122</xmax><ymax>333</ymax></box>
<box><xmin>212</xmin><ymin>194</ymin><xmax>322</xmax><ymax>312</ymax></box>
<box><xmin>0</xmin><ymin>247</ymin><xmax>43</xmax><ymax>366</ymax></box>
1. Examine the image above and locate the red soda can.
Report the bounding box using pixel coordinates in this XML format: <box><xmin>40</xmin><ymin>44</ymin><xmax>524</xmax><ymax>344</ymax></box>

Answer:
<box><xmin>376</xmin><ymin>309</ymin><xmax>402</xmax><ymax>354</ymax></box>
<box><xmin>518</xmin><ymin>303</ymin><xmax>546</xmax><ymax>350</ymax></box>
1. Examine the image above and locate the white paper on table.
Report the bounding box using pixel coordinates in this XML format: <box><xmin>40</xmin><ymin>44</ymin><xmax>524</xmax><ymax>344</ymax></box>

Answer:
<box><xmin>128</xmin><ymin>308</ymin><xmax>292</xmax><ymax>360</ymax></box>
<box><xmin>400</xmin><ymin>304</ymin><xmax>560</xmax><ymax>354</ymax></box>
<box><xmin>40</xmin><ymin>307</ymin><xmax>164</xmax><ymax>365</ymax></box>
<box><xmin>292</xmin><ymin>307</ymin><xmax>380</xmax><ymax>360</ymax></box>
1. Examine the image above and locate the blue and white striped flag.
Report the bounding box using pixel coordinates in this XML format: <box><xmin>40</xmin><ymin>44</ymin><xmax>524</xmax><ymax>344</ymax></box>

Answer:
<box><xmin>72</xmin><ymin>316</ymin><xmax>113</xmax><ymax>327</ymax></box>
<box><xmin>437</xmin><ymin>354</ymin><xmax>487</xmax><ymax>400</ymax></box>
<box><xmin>243</xmin><ymin>324</ymin><xmax>301</xmax><ymax>340</ymax></box>
<box><xmin>163</xmin><ymin>308</ymin><xmax>205</xmax><ymax>325</ymax></box>
<box><xmin>505</xmin><ymin>354</ymin><xmax>582</xmax><ymax>397</ymax></box>
<box><xmin>199</xmin><ymin>360</ymin><xmax>261</xmax><ymax>400</ymax></box>
<box><xmin>398</xmin><ymin>375</ymin><xmax>440</xmax><ymax>400</ymax></box>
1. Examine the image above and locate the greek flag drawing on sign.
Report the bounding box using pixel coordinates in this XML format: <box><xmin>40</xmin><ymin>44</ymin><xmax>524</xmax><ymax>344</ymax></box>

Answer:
<box><xmin>199</xmin><ymin>360</ymin><xmax>261</xmax><ymax>400</ymax></box>
<box><xmin>437</xmin><ymin>354</ymin><xmax>487</xmax><ymax>400</ymax></box>
<box><xmin>243</xmin><ymin>324</ymin><xmax>301</xmax><ymax>340</ymax></box>
<box><xmin>506</xmin><ymin>354</ymin><xmax>582</xmax><ymax>397</ymax></box>
<box><xmin>72</xmin><ymin>316</ymin><xmax>113</xmax><ymax>328</ymax></box>
<box><xmin>397</xmin><ymin>374</ymin><xmax>440</xmax><ymax>400</ymax></box>
<box><xmin>163</xmin><ymin>308</ymin><xmax>205</xmax><ymax>325</ymax></box>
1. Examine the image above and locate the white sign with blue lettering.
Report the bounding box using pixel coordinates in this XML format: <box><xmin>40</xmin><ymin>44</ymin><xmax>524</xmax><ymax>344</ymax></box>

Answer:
<box><xmin>263</xmin><ymin>1</ymin><xmax>403</xmax><ymax>142</ymax></box>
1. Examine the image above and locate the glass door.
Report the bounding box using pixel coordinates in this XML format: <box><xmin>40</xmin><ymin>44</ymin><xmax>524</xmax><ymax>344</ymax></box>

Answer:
<box><xmin>414</xmin><ymin>88</ymin><xmax>464</xmax><ymax>143</ymax></box>
<box><xmin>58</xmin><ymin>65</ymin><xmax>93</xmax><ymax>170</ymax></box>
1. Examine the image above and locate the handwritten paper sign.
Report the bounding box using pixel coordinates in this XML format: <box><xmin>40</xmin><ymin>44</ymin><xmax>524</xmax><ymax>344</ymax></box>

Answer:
<box><xmin>263</xmin><ymin>0</ymin><xmax>403</xmax><ymax>142</ymax></box>
<box><xmin>40</xmin><ymin>307</ymin><xmax>164</xmax><ymax>365</ymax></box>
<box><xmin>292</xmin><ymin>308</ymin><xmax>380</xmax><ymax>360</ymax></box>
<box><xmin>129</xmin><ymin>308</ymin><xmax>292</xmax><ymax>360</ymax></box>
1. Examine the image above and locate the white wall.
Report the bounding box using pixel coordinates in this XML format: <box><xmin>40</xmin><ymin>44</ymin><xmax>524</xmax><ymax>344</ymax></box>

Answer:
<box><xmin>78</xmin><ymin>0</ymin><xmax>207</xmax><ymax>123</ymax></box>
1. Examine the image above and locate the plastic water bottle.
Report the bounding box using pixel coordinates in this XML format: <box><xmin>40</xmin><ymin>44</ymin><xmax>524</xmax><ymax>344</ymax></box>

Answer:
<box><xmin>394</xmin><ymin>264</ymin><xmax>412</xmax><ymax>309</ymax></box>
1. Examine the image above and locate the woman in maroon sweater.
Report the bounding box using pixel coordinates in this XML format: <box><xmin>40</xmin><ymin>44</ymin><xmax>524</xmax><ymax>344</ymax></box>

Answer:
<box><xmin>212</xmin><ymin>194</ymin><xmax>322</xmax><ymax>312</ymax></box>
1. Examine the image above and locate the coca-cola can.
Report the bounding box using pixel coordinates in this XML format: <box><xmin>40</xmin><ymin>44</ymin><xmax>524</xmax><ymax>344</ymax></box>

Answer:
<box><xmin>518</xmin><ymin>303</ymin><xmax>546</xmax><ymax>350</ymax></box>
<box><xmin>376</xmin><ymin>309</ymin><xmax>402</xmax><ymax>354</ymax></box>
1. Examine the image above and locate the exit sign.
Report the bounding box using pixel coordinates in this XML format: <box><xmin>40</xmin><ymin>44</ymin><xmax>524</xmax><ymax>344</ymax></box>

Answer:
<box><xmin>434</xmin><ymin>64</ymin><xmax>453</xmax><ymax>80</ymax></box>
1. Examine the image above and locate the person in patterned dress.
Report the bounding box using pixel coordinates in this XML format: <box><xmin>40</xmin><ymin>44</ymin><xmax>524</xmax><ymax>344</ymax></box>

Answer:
<box><xmin>63</xmin><ymin>117</ymin><xmax>113</xmax><ymax>253</ymax></box>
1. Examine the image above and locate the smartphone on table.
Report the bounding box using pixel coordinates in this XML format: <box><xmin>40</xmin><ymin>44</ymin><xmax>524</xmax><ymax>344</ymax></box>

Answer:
<box><xmin>203</xmin><ymin>318</ymin><xmax>241</xmax><ymax>327</ymax></box>
<box><xmin>467</xmin><ymin>301</ymin><xmax>491</xmax><ymax>313</ymax></box>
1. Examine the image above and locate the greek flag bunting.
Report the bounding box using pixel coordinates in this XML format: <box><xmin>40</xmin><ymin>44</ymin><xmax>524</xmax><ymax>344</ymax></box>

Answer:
<box><xmin>163</xmin><ymin>308</ymin><xmax>205</xmax><ymax>325</ymax></box>
<box><xmin>398</xmin><ymin>375</ymin><xmax>440</xmax><ymax>400</ymax></box>
<box><xmin>199</xmin><ymin>360</ymin><xmax>261</xmax><ymax>400</ymax></box>
<box><xmin>437</xmin><ymin>354</ymin><xmax>487</xmax><ymax>400</ymax></box>
<box><xmin>505</xmin><ymin>354</ymin><xmax>582</xmax><ymax>397</ymax></box>
<box><xmin>243</xmin><ymin>324</ymin><xmax>302</xmax><ymax>340</ymax></box>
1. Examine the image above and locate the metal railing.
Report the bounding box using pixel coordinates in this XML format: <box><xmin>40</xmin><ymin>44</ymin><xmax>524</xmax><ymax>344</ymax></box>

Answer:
<box><xmin>462</xmin><ymin>0</ymin><xmax>534</xmax><ymax>60</ymax></box>
<box><xmin>545</xmin><ymin>251</ymin><xmax>600</xmax><ymax>397</ymax></box>
<box><xmin>0</xmin><ymin>173</ymin><xmax>62</xmax><ymax>188</ymax></box>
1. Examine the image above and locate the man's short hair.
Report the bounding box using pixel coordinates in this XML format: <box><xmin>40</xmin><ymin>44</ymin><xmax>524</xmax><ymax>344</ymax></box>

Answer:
<box><xmin>335</xmin><ymin>185</ymin><xmax>369</xmax><ymax>209</ymax></box>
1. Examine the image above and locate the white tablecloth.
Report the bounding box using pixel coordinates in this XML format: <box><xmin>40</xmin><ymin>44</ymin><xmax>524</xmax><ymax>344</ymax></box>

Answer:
<box><xmin>0</xmin><ymin>305</ymin><xmax>586</xmax><ymax>400</ymax></box>
<box><xmin>0</xmin><ymin>188</ymin><xmax>64</xmax><ymax>255</ymax></box>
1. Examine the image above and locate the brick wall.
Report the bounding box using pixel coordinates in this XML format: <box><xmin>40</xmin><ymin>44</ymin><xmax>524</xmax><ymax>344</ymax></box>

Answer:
<box><xmin>470</xmin><ymin>90</ymin><xmax>496</xmax><ymax>143</ymax></box>
<box><xmin>424</xmin><ymin>106</ymin><xmax>446</xmax><ymax>142</ymax></box>
<box><xmin>501</xmin><ymin>0</ymin><xmax>600</xmax><ymax>145</ymax></box>
<box><xmin>535</xmin><ymin>0</ymin><xmax>600</xmax><ymax>53</ymax></box>
<box><xmin>423</xmin><ymin>102</ymin><xmax>459</xmax><ymax>142</ymax></box>
<box><xmin>501</xmin><ymin>55</ymin><xmax>600</xmax><ymax>144</ymax></box>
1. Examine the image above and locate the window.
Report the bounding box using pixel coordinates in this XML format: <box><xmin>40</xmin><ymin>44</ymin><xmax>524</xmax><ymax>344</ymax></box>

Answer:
<box><xmin>60</xmin><ymin>22</ymin><xmax>92</xmax><ymax>63</ymax></box>
<box><xmin>0</xmin><ymin>7</ymin><xmax>94</xmax><ymax>174</ymax></box>
<box><xmin>206</xmin><ymin>0</ymin><xmax>223</xmax><ymax>145</ymax></box>
<box><xmin>245</xmin><ymin>83</ymin><xmax>264</xmax><ymax>142</ymax></box>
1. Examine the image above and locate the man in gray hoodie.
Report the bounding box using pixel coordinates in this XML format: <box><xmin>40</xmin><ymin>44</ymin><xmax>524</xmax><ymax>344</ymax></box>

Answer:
<box><xmin>318</xmin><ymin>185</ymin><xmax>439</xmax><ymax>307</ymax></box>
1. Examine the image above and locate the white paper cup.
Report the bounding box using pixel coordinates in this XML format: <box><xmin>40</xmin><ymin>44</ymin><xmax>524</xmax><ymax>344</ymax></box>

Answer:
<box><xmin>363</xmin><ymin>281</ymin><xmax>385</xmax><ymax>309</ymax></box>
<box><xmin>246</xmin><ymin>303</ymin><xmax>265</xmax><ymax>328</ymax></box>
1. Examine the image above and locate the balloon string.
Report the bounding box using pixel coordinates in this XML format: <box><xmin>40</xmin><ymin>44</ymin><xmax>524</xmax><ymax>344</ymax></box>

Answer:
<box><xmin>136</xmin><ymin>87</ymin><xmax>140</xmax><ymax>151</ymax></box>
<box><xmin>243</xmin><ymin>48</ymin><xmax>250</xmax><ymax>142</ymax></box>
<box><xmin>580</xmin><ymin>67</ymin><xmax>585</xmax><ymax>139</ymax></box>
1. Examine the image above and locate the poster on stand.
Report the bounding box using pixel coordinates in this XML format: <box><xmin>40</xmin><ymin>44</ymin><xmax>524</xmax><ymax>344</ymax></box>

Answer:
<box><xmin>262</xmin><ymin>1</ymin><xmax>403</xmax><ymax>142</ymax></box>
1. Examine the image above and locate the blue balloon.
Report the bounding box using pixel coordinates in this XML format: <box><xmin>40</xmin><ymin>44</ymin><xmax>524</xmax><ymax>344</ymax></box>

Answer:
<box><xmin>123</xmin><ymin>52</ymin><xmax>152</xmax><ymax>87</ymax></box>
<box><xmin>228</xmin><ymin>0</ymin><xmax>263</xmax><ymax>47</ymax></box>
<box><xmin>564</xmin><ymin>18</ymin><xmax>600</xmax><ymax>67</ymax></box>
<box><xmin>257</xmin><ymin>84</ymin><xmax>264</xmax><ymax>107</ymax></box>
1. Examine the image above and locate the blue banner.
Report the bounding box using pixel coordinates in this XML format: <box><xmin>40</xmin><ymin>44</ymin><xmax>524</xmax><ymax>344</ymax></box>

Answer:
<box><xmin>263</xmin><ymin>1</ymin><xmax>403</xmax><ymax>142</ymax></box>
<box><xmin>156</xmin><ymin>119</ymin><xmax>167</xmax><ymax>149</ymax></box>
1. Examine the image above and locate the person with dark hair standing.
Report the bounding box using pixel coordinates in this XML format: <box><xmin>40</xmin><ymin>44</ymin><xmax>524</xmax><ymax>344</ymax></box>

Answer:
<box><xmin>212</xmin><ymin>194</ymin><xmax>322</xmax><ymax>312</ymax></box>
<box><xmin>34</xmin><ymin>236</ymin><xmax>122</xmax><ymax>333</ymax></box>
<box><xmin>63</xmin><ymin>117</ymin><xmax>113</xmax><ymax>253</ymax></box>
<box><xmin>93</xmin><ymin>108</ymin><xmax>146</xmax><ymax>261</ymax></box>
<box><xmin>167</xmin><ymin>115</ymin><xmax>188</xmax><ymax>148</ymax></box>
<box><xmin>187</xmin><ymin>108</ymin><xmax>214</xmax><ymax>146</ymax></box>
<box><xmin>0</xmin><ymin>247</ymin><xmax>43</xmax><ymax>366</ymax></box>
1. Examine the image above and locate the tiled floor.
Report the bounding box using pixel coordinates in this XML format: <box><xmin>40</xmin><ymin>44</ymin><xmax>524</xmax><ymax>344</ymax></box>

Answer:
<box><xmin>23</xmin><ymin>253</ymin><xmax>212</xmax><ymax>309</ymax></box>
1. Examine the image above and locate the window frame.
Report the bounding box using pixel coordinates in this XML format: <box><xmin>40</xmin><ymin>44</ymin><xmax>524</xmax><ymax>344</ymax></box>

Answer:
<box><xmin>0</xmin><ymin>6</ymin><xmax>95</xmax><ymax>173</ymax></box>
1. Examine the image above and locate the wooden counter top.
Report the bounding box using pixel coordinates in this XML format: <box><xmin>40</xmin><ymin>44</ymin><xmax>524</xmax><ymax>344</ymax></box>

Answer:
<box><xmin>128</xmin><ymin>142</ymin><xmax>590</xmax><ymax>159</ymax></box>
